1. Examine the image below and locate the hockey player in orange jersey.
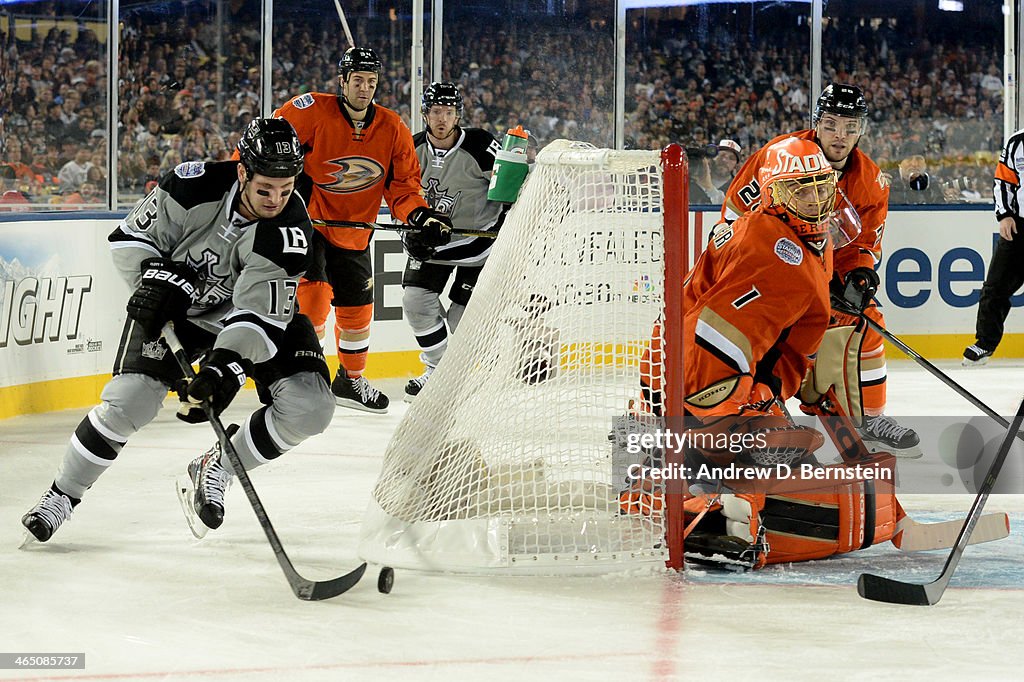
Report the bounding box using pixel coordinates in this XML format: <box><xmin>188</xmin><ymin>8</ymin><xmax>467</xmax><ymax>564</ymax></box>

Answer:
<box><xmin>624</xmin><ymin>138</ymin><xmax>902</xmax><ymax>569</ymax></box>
<box><xmin>274</xmin><ymin>47</ymin><xmax>453</xmax><ymax>414</ymax></box>
<box><xmin>719</xmin><ymin>83</ymin><xmax>920</xmax><ymax>455</ymax></box>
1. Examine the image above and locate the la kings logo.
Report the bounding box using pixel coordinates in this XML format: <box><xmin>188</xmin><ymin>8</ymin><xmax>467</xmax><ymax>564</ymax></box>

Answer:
<box><xmin>423</xmin><ymin>178</ymin><xmax>460</xmax><ymax>216</ymax></box>
<box><xmin>185</xmin><ymin>249</ymin><xmax>232</xmax><ymax>308</ymax></box>
<box><xmin>141</xmin><ymin>339</ymin><xmax>168</xmax><ymax>360</ymax></box>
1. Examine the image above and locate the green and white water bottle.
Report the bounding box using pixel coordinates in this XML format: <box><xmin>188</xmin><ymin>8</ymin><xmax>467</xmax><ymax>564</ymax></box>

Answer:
<box><xmin>488</xmin><ymin>125</ymin><xmax>531</xmax><ymax>203</ymax></box>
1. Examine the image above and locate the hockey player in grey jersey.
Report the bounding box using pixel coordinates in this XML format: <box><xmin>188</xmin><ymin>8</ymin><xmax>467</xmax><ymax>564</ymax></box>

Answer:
<box><xmin>21</xmin><ymin>118</ymin><xmax>336</xmax><ymax>542</ymax></box>
<box><xmin>402</xmin><ymin>82</ymin><xmax>508</xmax><ymax>400</ymax></box>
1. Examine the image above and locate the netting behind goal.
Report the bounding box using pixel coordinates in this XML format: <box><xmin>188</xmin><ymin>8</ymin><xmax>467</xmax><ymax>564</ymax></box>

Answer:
<box><xmin>359</xmin><ymin>140</ymin><xmax>687</xmax><ymax>574</ymax></box>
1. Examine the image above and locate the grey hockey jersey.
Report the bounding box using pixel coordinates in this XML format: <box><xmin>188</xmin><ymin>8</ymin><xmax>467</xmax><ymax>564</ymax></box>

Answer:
<box><xmin>413</xmin><ymin>127</ymin><xmax>505</xmax><ymax>266</ymax></box>
<box><xmin>109</xmin><ymin>160</ymin><xmax>313</xmax><ymax>364</ymax></box>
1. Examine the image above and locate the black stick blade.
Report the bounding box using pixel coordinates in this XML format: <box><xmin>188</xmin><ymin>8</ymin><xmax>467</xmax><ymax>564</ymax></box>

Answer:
<box><xmin>294</xmin><ymin>562</ymin><xmax>368</xmax><ymax>601</ymax></box>
<box><xmin>857</xmin><ymin>573</ymin><xmax>934</xmax><ymax>606</ymax></box>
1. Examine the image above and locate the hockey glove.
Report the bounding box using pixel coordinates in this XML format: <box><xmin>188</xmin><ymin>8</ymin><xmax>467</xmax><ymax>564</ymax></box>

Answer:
<box><xmin>407</xmin><ymin>207</ymin><xmax>453</xmax><ymax>248</ymax></box>
<box><xmin>840</xmin><ymin>266</ymin><xmax>880</xmax><ymax>313</ymax></box>
<box><xmin>127</xmin><ymin>258</ymin><xmax>199</xmax><ymax>336</ymax></box>
<box><xmin>176</xmin><ymin>348</ymin><xmax>252</xmax><ymax>423</ymax></box>
<box><xmin>402</xmin><ymin>232</ymin><xmax>437</xmax><ymax>262</ymax></box>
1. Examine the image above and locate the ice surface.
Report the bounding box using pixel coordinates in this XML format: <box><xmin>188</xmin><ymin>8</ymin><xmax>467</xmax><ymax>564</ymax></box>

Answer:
<box><xmin>2</xmin><ymin>361</ymin><xmax>1023</xmax><ymax>681</ymax></box>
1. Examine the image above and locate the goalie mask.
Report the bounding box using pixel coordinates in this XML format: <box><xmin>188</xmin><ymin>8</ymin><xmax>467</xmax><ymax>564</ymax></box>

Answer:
<box><xmin>758</xmin><ymin>137</ymin><xmax>838</xmax><ymax>253</ymax></box>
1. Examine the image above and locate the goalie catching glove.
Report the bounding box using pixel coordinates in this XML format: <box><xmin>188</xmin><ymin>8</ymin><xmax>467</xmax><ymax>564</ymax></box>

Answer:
<box><xmin>126</xmin><ymin>258</ymin><xmax>199</xmax><ymax>336</ymax></box>
<box><xmin>404</xmin><ymin>207</ymin><xmax>453</xmax><ymax>261</ymax></box>
<box><xmin>176</xmin><ymin>348</ymin><xmax>253</xmax><ymax>423</ymax></box>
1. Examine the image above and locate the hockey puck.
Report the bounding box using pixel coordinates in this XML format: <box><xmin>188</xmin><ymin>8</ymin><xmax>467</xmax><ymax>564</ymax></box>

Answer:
<box><xmin>377</xmin><ymin>566</ymin><xmax>394</xmax><ymax>594</ymax></box>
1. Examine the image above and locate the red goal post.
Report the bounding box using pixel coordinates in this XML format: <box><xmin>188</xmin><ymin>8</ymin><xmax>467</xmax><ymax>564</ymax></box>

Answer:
<box><xmin>359</xmin><ymin>140</ymin><xmax>690</xmax><ymax>574</ymax></box>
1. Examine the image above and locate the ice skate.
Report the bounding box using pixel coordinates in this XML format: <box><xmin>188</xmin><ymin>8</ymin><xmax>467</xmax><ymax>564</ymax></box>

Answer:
<box><xmin>21</xmin><ymin>484</ymin><xmax>79</xmax><ymax>544</ymax></box>
<box><xmin>404</xmin><ymin>365</ymin><xmax>434</xmax><ymax>402</ymax></box>
<box><xmin>332</xmin><ymin>372</ymin><xmax>390</xmax><ymax>413</ymax></box>
<box><xmin>962</xmin><ymin>344</ymin><xmax>993</xmax><ymax>367</ymax></box>
<box><xmin>859</xmin><ymin>415</ymin><xmax>922</xmax><ymax>458</ymax></box>
<box><xmin>180</xmin><ymin>425</ymin><xmax>237</xmax><ymax>534</ymax></box>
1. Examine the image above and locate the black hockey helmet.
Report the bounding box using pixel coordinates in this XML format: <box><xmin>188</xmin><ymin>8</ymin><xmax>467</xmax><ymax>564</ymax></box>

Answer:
<box><xmin>813</xmin><ymin>83</ymin><xmax>868</xmax><ymax>125</ymax></box>
<box><xmin>338</xmin><ymin>47</ymin><xmax>382</xmax><ymax>80</ymax></box>
<box><xmin>421</xmin><ymin>81</ymin><xmax>464</xmax><ymax>118</ymax></box>
<box><xmin>237</xmin><ymin>117</ymin><xmax>304</xmax><ymax>178</ymax></box>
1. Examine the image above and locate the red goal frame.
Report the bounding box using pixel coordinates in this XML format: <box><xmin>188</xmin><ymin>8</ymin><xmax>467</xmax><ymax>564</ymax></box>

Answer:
<box><xmin>660</xmin><ymin>143</ymin><xmax>688</xmax><ymax>571</ymax></box>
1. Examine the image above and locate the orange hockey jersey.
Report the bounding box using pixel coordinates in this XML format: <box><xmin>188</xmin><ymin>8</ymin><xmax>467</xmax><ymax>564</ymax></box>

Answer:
<box><xmin>684</xmin><ymin>210</ymin><xmax>834</xmax><ymax>416</ymax></box>
<box><xmin>720</xmin><ymin>129</ymin><xmax>889</xmax><ymax>277</ymax></box>
<box><xmin>274</xmin><ymin>93</ymin><xmax>428</xmax><ymax>250</ymax></box>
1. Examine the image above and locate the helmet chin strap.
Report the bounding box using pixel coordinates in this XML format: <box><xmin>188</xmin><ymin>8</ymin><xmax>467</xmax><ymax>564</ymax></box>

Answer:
<box><xmin>236</xmin><ymin>176</ymin><xmax>258</xmax><ymax>221</ymax></box>
<box><xmin>425</xmin><ymin>120</ymin><xmax>458</xmax><ymax>142</ymax></box>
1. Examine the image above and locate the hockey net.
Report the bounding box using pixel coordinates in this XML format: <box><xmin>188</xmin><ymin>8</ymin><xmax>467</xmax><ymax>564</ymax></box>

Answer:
<box><xmin>359</xmin><ymin>140</ymin><xmax>688</xmax><ymax>574</ymax></box>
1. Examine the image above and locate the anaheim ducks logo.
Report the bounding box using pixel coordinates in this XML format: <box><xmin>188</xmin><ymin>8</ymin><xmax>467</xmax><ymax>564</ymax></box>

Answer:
<box><xmin>316</xmin><ymin>157</ymin><xmax>386</xmax><ymax>194</ymax></box>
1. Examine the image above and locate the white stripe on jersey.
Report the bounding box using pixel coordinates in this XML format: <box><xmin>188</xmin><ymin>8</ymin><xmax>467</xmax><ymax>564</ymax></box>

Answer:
<box><xmin>695</xmin><ymin>318</ymin><xmax>751</xmax><ymax>373</ymax></box>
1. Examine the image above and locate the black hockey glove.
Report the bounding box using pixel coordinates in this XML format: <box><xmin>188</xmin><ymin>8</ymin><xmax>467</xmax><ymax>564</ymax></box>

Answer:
<box><xmin>127</xmin><ymin>258</ymin><xmax>199</xmax><ymax>337</ymax></box>
<box><xmin>407</xmin><ymin>206</ymin><xmax>453</xmax><ymax>248</ymax></box>
<box><xmin>840</xmin><ymin>266</ymin><xmax>880</xmax><ymax>312</ymax></box>
<box><xmin>402</xmin><ymin>232</ymin><xmax>436</xmax><ymax>261</ymax></box>
<box><xmin>176</xmin><ymin>348</ymin><xmax>251</xmax><ymax>424</ymax></box>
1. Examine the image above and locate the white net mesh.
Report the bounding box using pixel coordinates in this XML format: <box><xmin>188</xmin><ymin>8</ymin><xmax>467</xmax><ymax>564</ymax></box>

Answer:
<box><xmin>359</xmin><ymin>140</ymin><xmax>672</xmax><ymax>574</ymax></box>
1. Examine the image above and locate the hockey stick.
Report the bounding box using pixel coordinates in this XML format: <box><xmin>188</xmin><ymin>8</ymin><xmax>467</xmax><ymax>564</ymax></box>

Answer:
<box><xmin>893</xmin><ymin>512</ymin><xmax>1009</xmax><ymax>552</ymax></box>
<box><xmin>311</xmin><ymin>218</ymin><xmax>498</xmax><ymax>240</ymax></box>
<box><xmin>858</xmin><ymin>392</ymin><xmax>1024</xmax><ymax>605</ymax></box>
<box><xmin>841</xmin><ymin>300</ymin><xmax>1024</xmax><ymax>443</ymax></box>
<box><xmin>162</xmin><ymin>323</ymin><xmax>367</xmax><ymax>601</ymax></box>
<box><xmin>331</xmin><ymin>0</ymin><xmax>355</xmax><ymax>48</ymax></box>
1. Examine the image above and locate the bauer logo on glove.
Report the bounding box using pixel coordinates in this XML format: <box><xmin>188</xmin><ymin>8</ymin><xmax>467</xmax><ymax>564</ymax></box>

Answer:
<box><xmin>176</xmin><ymin>348</ymin><xmax>252</xmax><ymax>423</ymax></box>
<box><xmin>126</xmin><ymin>258</ymin><xmax>200</xmax><ymax>336</ymax></box>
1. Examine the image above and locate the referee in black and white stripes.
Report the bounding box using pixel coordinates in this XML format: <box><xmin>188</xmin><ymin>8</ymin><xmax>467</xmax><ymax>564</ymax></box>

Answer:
<box><xmin>964</xmin><ymin>128</ymin><xmax>1024</xmax><ymax>366</ymax></box>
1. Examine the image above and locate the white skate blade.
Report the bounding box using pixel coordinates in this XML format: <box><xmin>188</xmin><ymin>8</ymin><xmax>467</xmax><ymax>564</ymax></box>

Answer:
<box><xmin>176</xmin><ymin>474</ymin><xmax>209</xmax><ymax>539</ymax></box>
<box><xmin>18</xmin><ymin>531</ymin><xmax>38</xmax><ymax>550</ymax></box>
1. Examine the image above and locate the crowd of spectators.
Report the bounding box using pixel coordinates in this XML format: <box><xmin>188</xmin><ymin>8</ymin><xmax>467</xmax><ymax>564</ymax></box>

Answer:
<box><xmin>0</xmin><ymin>2</ymin><xmax>1005</xmax><ymax>211</ymax></box>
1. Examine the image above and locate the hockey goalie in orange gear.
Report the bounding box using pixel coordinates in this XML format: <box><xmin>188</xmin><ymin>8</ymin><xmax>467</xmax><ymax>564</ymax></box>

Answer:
<box><xmin>626</xmin><ymin>138</ymin><xmax>902</xmax><ymax>567</ymax></box>
<box><xmin>625</xmin><ymin>137</ymin><xmax>839</xmax><ymax>513</ymax></box>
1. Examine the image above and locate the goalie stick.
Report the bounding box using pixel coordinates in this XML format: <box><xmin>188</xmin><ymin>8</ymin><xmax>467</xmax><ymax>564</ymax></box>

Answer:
<box><xmin>311</xmin><ymin>218</ymin><xmax>498</xmax><ymax>239</ymax></box>
<box><xmin>893</xmin><ymin>512</ymin><xmax>1009</xmax><ymax>552</ymax></box>
<box><xmin>858</xmin><ymin>392</ymin><xmax>1024</xmax><ymax>605</ymax></box>
<box><xmin>163</xmin><ymin>323</ymin><xmax>367</xmax><ymax>601</ymax></box>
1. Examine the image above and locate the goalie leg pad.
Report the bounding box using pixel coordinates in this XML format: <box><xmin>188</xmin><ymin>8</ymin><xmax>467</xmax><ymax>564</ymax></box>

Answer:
<box><xmin>683</xmin><ymin>454</ymin><xmax>899</xmax><ymax>568</ymax></box>
<box><xmin>800</xmin><ymin>323</ymin><xmax>865</xmax><ymax>421</ymax></box>
<box><xmin>719</xmin><ymin>457</ymin><xmax>899</xmax><ymax>564</ymax></box>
